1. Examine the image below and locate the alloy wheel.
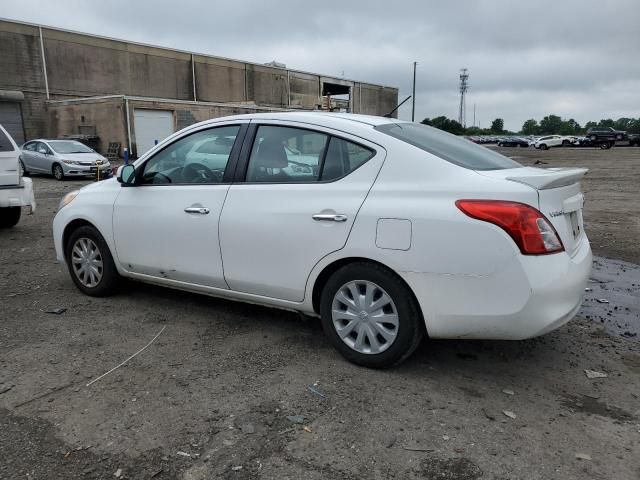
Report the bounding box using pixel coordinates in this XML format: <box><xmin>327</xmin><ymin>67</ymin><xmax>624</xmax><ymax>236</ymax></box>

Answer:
<box><xmin>53</xmin><ymin>164</ymin><xmax>64</xmax><ymax>180</ymax></box>
<box><xmin>331</xmin><ymin>280</ymin><xmax>399</xmax><ymax>354</ymax></box>
<box><xmin>71</xmin><ymin>237</ymin><xmax>103</xmax><ymax>288</ymax></box>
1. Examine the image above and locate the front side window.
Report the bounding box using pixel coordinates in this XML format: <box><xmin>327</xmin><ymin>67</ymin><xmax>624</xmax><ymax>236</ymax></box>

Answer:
<box><xmin>36</xmin><ymin>142</ymin><xmax>49</xmax><ymax>154</ymax></box>
<box><xmin>23</xmin><ymin>142</ymin><xmax>36</xmax><ymax>152</ymax></box>
<box><xmin>376</xmin><ymin>122</ymin><xmax>522</xmax><ymax>171</ymax></box>
<box><xmin>246</xmin><ymin>126</ymin><xmax>375</xmax><ymax>183</ymax></box>
<box><xmin>141</xmin><ymin>125</ymin><xmax>240</xmax><ymax>184</ymax></box>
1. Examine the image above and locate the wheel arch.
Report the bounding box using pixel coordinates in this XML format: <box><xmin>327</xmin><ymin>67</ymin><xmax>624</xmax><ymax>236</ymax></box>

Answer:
<box><xmin>310</xmin><ymin>256</ymin><xmax>425</xmax><ymax>329</ymax></box>
<box><xmin>62</xmin><ymin>218</ymin><xmax>99</xmax><ymax>253</ymax></box>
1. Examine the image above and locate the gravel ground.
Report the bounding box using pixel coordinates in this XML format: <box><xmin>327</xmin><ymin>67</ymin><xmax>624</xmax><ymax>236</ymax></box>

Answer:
<box><xmin>1</xmin><ymin>145</ymin><xmax>639</xmax><ymax>480</ymax></box>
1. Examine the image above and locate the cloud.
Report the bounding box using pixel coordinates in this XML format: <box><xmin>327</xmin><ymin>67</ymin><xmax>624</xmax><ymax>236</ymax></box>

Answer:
<box><xmin>3</xmin><ymin>0</ymin><xmax>639</xmax><ymax>130</ymax></box>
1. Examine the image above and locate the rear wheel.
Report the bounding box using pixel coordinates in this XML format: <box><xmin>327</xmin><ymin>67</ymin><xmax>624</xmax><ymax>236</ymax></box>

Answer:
<box><xmin>65</xmin><ymin>225</ymin><xmax>120</xmax><ymax>296</ymax></box>
<box><xmin>320</xmin><ymin>262</ymin><xmax>424</xmax><ymax>368</ymax></box>
<box><xmin>540</xmin><ymin>144</ymin><xmax>548</xmax><ymax>150</ymax></box>
<box><xmin>52</xmin><ymin>163</ymin><xmax>64</xmax><ymax>181</ymax></box>
<box><xmin>562</xmin><ymin>140</ymin><xmax>570</xmax><ymax>146</ymax></box>
<box><xmin>0</xmin><ymin>207</ymin><xmax>21</xmax><ymax>228</ymax></box>
<box><xmin>600</xmin><ymin>142</ymin><xmax>611</xmax><ymax>150</ymax></box>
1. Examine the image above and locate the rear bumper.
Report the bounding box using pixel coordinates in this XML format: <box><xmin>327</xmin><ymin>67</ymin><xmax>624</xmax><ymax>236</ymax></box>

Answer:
<box><xmin>0</xmin><ymin>178</ymin><xmax>36</xmax><ymax>212</ymax></box>
<box><xmin>400</xmin><ymin>235</ymin><xmax>592</xmax><ymax>340</ymax></box>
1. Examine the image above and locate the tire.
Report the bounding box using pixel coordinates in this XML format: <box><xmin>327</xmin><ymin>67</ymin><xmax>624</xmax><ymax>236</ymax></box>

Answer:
<box><xmin>562</xmin><ymin>140</ymin><xmax>570</xmax><ymax>146</ymax></box>
<box><xmin>52</xmin><ymin>163</ymin><xmax>64</xmax><ymax>181</ymax></box>
<box><xmin>319</xmin><ymin>262</ymin><xmax>424</xmax><ymax>368</ymax></box>
<box><xmin>600</xmin><ymin>142</ymin><xmax>611</xmax><ymax>150</ymax></box>
<box><xmin>0</xmin><ymin>207</ymin><xmax>21</xmax><ymax>228</ymax></box>
<box><xmin>540</xmin><ymin>144</ymin><xmax>548</xmax><ymax>150</ymax></box>
<box><xmin>19</xmin><ymin>159</ymin><xmax>29</xmax><ymax>177</ymax></box>
<box><xmin>65</xmin><ymin>225</ymin><xmax>120</xmax><ymax>296</ymax></box>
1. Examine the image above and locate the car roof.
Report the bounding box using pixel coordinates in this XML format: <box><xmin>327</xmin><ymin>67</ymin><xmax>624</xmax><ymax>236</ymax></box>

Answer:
<box><xmin>189</xmin><ymin>111</ymin><xmax>402</xmax><ymax>131</ymax></box>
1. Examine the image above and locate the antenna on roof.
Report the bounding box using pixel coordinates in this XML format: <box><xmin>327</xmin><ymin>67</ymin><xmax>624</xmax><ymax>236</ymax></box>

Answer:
<box><xmin>384</xmin><ymin>95</ymin><xmax>412</xmax><ymax>118</ymax></box>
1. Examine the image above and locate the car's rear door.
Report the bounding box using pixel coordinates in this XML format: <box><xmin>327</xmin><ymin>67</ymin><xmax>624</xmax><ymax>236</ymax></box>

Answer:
<box><xmin>112</xmin><ymin>122</ymin><xmax>248</xmax><ymax>288</ymax></box>
<box><xmin>218</xmin><ymin>121</ymin><xmax>385</xmax><ymax>302</ymax></box>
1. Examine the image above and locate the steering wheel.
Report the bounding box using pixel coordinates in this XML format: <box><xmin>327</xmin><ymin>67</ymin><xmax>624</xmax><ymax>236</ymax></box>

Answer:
<box><xmin>182</xmin><ymin>163</ymin><xmax>222</xmax><ymax>183</ymax></box>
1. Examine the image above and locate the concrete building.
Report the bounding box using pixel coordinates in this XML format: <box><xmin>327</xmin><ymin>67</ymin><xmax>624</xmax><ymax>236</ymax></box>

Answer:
<box><xmin>0</xmin><ymin>18</ymin><xmax>398</xmax><ymax>158</ymax></box>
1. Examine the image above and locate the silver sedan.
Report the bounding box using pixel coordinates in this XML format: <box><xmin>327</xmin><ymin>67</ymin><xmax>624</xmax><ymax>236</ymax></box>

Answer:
<box><xmin>20</xmin><ymin>139</ymin><xmax>112</xmax><ymax>180</ymax></box>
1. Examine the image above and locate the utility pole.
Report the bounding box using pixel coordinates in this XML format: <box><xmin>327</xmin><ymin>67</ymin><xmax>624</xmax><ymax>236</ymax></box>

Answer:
<box><xmin>458</xmin><ymin>68</ymin><xmax>469</xmax><ymax>128</ymax></box>
<box><xmin>411</xmin><ymin>61</ymin><xmax>417</xmax><ymax>122</ymax></box>
<box><xmin>473</xmin><ymin>103</ymin><xmax>476</xmax><ymax>127</ymax></box>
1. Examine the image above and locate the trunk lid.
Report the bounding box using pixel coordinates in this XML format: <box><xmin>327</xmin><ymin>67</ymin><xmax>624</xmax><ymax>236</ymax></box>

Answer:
<box><xmin>476</xmin><ymin>167</ymin><xmax>588</xmax><ymax>256</ymax></box>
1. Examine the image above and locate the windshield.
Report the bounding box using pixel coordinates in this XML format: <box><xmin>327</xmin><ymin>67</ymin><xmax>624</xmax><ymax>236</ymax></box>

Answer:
<box><xmin>375</xmin><ymin>122</ymin><xmax>522</xmax><ymax>171</ymax></box>
<box><xmin>48</xmin><ymin>140</ymin><xmax>94</xmax><ymax>154</ymax></box>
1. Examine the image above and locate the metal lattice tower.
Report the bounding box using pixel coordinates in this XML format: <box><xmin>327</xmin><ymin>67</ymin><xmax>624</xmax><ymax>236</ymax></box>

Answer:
<box><xmin>458</xmin><ymin>68</ymin><xmax>469</xmax><ymax>128</ymax></box>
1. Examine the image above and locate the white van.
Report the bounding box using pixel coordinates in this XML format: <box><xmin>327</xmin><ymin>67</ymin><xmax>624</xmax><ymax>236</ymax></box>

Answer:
<box><xmin>0</xmin><ymin>124</ymin><xmax>35</xmax><ymax>227</ymax></box>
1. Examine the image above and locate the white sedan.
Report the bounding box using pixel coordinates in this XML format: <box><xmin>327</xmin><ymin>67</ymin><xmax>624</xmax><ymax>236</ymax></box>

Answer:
<box><xmin>53</xmin><ymin>113</ymin><xmax>592</xmax><ymax>368</ymax></box>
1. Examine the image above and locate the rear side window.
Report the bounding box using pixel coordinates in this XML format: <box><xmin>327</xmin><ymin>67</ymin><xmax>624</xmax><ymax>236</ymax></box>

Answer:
<box><xmin>245</xmin><ymin>125</ymin><xmax>374</xmax><ymax>183</ymax></box>
<box><xmin>375</xmin><ymin>123</ymin><xmax>522</xmax><ymax>171</ymax></box>
<box><xmin>0</xmin><ymin>128</ymin><xmax>15</xmax><ymax>152</ymax></box>
<box><xmin>321</xmin><ymin>137</ymin><xmax>374</xmax><ymax>181</ymax></box>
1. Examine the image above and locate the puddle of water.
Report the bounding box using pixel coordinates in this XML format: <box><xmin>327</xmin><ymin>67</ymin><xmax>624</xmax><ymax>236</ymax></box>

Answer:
<box><xmin>579</xmin><ymin>256</ymin><xmax>640</xmax><ymax>338</ymax></box>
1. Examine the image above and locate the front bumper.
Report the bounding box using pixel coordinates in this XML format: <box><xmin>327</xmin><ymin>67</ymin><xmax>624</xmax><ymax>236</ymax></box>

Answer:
<box><xmin>400</xmin><ymin>235</ymin><xmax>592</xmax><ymax>340</ymax></box>
<box><xmin>63</xmin><ymin>164</ymin><xmax>112</xmax><ymax>177</ymax></box>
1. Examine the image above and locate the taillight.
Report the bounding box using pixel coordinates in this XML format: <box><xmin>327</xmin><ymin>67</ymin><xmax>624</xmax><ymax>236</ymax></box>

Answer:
<box><xmin>455</xmin><ymin>200</ymin><xmax>564</xmax><ymax>255</ymax></box>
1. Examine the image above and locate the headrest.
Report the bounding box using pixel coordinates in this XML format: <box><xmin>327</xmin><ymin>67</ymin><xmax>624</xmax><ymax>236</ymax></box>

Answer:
<box><xmin>255</xmin><ymin>137</ymin><xmax>289</xmax><ymax>168</ymax></box>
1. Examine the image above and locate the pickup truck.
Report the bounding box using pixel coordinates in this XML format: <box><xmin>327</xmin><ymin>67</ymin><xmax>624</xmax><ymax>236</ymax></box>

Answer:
<box><xmin>0</xmin><ymin>124</ymin><xmax>35</xmax><ymax>227</ymax></box>
<box><xmin>586</xmin><ymin>127</ymin><xmax>627</xmax><ymax>144</ymax></box>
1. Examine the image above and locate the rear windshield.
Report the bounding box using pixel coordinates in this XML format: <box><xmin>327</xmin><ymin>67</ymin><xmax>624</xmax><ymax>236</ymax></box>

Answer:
<box><xmin>375</xmin><ymin>122</ymin><xmax>522</xmax><ymax>171</ymax></box>
<box><xmin>48</xmin><ymin>140</ymin><xmax>94</xmax><ymax>154</ymax></box>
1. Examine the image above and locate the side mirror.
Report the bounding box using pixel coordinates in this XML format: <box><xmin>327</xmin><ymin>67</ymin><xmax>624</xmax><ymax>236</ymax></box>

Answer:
<box><xmin>117</xmin><ymin>164</ymin><xmax>136</xmax><ymax>185</ymax></box>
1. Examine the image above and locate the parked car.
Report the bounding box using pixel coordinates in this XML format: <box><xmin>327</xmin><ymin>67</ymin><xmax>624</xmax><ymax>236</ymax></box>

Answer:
<box><xmin>0</xmin><ymin>124</ymin><xmax>36</xmax><ymax>227</ymax></box>
<box><xmin>53</xmin><ymin>113</ymin><xmax>591</xmax><ymax>368</ymax></box>
<box><xmin>628</xmin><ymin>133</ymin><xmax>640</xmax><ymax>147</ymax></box>
<box><xmin>497</xmin><ymin>137</ymin><xmax>530</xmax><ymax>147</ymax></box>
<box><xmin>20</xmin><ymin>139</ymin><xmax>112</xmax><ymax>181</ymax></box>
<box><xmin>533</xmin><ymin>135</ymin><xmax>563</xmax><ymax>149</ymax></box>
<box><xmin>586</xmin><ymin>127</ymin><xmax>627</xmax><ymax>144</ymax></box>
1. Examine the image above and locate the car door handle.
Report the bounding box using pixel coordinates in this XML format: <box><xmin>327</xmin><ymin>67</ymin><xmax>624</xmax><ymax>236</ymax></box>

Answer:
<box><xmin>312</xmin><ymin>213</ymin><xmax>348</xmax><ymax>222</ymax></box>
<box><xmin>184</xmin><ymin>207</ymin><xmax>210</xmax><ymax>215</ymax></box>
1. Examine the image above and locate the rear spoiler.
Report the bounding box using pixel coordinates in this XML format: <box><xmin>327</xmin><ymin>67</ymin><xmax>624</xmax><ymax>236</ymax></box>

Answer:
<box><xmin>506</xmin><ymin>168</ymin><xmax>588</xmax><ymax>190</ymax></box>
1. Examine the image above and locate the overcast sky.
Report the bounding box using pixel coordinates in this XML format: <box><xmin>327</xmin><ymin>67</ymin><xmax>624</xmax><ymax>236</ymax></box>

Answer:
<box><xmin>4</xmin><ymin>0</ymin><xmax>640</xmax><ymax>130</ymax></box>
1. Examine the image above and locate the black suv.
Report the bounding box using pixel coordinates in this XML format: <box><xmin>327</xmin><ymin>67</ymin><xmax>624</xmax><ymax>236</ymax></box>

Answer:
<box><xmin>586</xmin><ymin>127</ymin><xmax>628</xmax><ymax>143</ymax></box>
<box><xmin>628</xmin><ymin>133</ymin><xmax>640</xmax><ymax>147</ymax></box>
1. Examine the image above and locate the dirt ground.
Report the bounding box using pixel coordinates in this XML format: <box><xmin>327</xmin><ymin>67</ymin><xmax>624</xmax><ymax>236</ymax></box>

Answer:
<box><xmin>1</xmin><ymin>145</ymin><xmax>639</xmax><ymax>480</ymax></box>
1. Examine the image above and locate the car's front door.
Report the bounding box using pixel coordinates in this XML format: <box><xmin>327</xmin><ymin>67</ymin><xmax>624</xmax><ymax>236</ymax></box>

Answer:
<box><xmin>219</xmin><ymin>122</ymin><xmax>385</xmax><ymax>302</ymax></box>
<box><xmin>30</xmin><ymin>142</ymin><xmax>50</xmax><ymax>172</ymax></box>
<box><xmin>112</xmin><ymin>122</ymin><xmax>247</xmax><ymax>288</ymax></box>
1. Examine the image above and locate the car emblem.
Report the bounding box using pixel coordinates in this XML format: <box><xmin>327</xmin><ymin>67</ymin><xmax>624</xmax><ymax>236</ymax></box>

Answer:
<box><xmin>548</xmin><ymin>210</ymin><xmax>564</xmax><ymax>217</ymax></box>
<box><xmin>95</xmin><ymin>159</ymin><xmax>103</xmax><ymax>165</ymax></box>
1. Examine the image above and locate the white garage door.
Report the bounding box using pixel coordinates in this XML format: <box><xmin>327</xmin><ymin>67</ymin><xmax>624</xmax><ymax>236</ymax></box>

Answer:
<box><xmin>133</xmin><ymin>109</ymin><xmax>174</xmax><ymax>157</ymax></box>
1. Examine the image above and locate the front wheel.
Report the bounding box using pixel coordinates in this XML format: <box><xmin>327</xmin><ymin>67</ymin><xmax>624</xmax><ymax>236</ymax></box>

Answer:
<box><xmin>65</xmin><ymin>225</ymin><xmax>120</xmax><ymax>296</ymax></box>
<box><xmin>0</xmin><ymin>207</ymin><xmax>21</xmax><ymax>228</ymax></box>
<box><xmin>540</xmin><ymin>144</ymin><xmax>548</xmax><ymax>150</ymax></box>
<box><xmin>320</xmin><ymin>262</ymin><xmax>424</xmax><ymax>368</ymax></box>
<box><xmin>52</xmin><ymin>163</ymin><xmax>64</xmax><ymax>181</ymax></box>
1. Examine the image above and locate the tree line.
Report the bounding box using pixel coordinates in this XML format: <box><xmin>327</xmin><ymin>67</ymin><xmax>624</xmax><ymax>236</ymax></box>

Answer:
<box><xmin>421</xmin><ymin>115</ymin><xmax>640</xmax><ymax>136</ymax></box>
